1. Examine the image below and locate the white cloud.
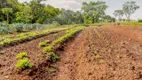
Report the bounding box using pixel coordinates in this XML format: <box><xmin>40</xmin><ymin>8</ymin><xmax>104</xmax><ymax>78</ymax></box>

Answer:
<box><xmin>18</xmin><ymin>0</ymin><xmax>142</xmax><ymax>19</ymax></box>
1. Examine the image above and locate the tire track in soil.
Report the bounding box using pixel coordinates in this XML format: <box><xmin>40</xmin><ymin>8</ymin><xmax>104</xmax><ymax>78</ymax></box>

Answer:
<box><xmin>50</xmin><ymin>26</ymin><xmax>142</xmax><ymax>80</ymax></box>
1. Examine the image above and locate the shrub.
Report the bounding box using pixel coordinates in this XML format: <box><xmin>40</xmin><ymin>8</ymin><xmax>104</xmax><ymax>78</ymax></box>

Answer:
<box><xmin>16</xmin><ymin>52</ymin><xmax>28</xmax><ymax>59</ymax></box>
<box><xmin>0</xmin><ymin>27</ymin><xmax>10</xmax><ymax>34</ymax></box>
<box><xmin>44</xmin><ymin>46</ymin><xmax>53</xmax><ymax>52</ymax></box>
<box><xmin>10</xmin><ymin>23</ymin><xmax>24</xmax><ymax>32</ymax></box>
<box><xmin>0</xmin><ymin>22</ymin><xmax>8</xmax><ymax>27</ymax></box>
<box><xmin>138</xmin><ymin>19</ymin><xmax>142</xmax><ymax>22</ymax></box>
<box><xmin>39</xmin><ymin>42</ymin><xmax>46</xmax><ymax>47</ymax></box>
<box><xmin>49</xmin><ymin>52</ymin><xmax>60</xmax><ymax>62</ymax></box>
<box><xmin>16</xmin><ymin>58</ymin><xmax>32</xmax><ymax>70</ymax></box>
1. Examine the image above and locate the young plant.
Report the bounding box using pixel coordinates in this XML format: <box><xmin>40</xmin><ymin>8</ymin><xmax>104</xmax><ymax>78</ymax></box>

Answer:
<box><xmin>16</xmin><ymin>58</ymin><xmax>32</xmax><ymax>70</ymax></box>
<box><xmin>44</xmin><ymin>46</ymin><xmax>53</xmax><ymax>52</ymax></box>
<box><xmin>94</xmin><ymin>51</ymin><xmax>100</xmax><ymax>58</ymax></box>
<box><xmin>99</xmin><ymin>59</ymin><xmax>104</xmax><ymax>63</ymax></box>
<box><xmin>16</xmin><ymin>52</ymin><xmax>27</xmax><ymax>59</ymax></box>
<box><xmin>39</xmin><ymin>41</ymin><xmax>46</xmax><ymax>47</ymax></box>
<box><xmin>49</xmin><ymin>52</ymin><xmax>60</xmax><ymax>62</ymax></box>
<box><xmin>45</xmin><ymin>40</ymin><xmax>50</xmax><ymax>43</ymax></box>
<box><xmin>117</xmin><ymin>53</ymin><xmax>121</xmax><ymax>58</ymax></box>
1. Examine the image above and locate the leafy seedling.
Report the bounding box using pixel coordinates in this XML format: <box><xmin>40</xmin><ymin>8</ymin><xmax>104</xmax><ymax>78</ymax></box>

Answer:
<box><xmin>16</xmin><ymin>52</ymin><xmax>28</xmax><ymax>59</ymax></box>
<box><xmin>16</xmin><ymin>58</ymin><xmax>32</xmax><ymax>70</ymax></box>
<box><xmin>39</xmin><ymin>42</ymin><xmax>46</xmax><ymax>47</ymax></box>
<box><xmin>99</xmin><ymin>59</ymin><xmax>104</xmax><ymax>63</ymax></box>
<box><xmin>44</xmin><ymin>46</ymin><xmax>53</xmax><ymax>52</ymax></box>
<box><xmin>49</xmin><ymin>52</ymin><xmax>60</xmax><ymax>62</ymax></box>
<box><xmin>45</xmin><ymin>40</ymin><xmax>50</xmax><ymax>43</ymax></box>
<box><xmin>94</xmin><ymin>51</ymin><xmax>100</xmax><ymax>58</ymax></box>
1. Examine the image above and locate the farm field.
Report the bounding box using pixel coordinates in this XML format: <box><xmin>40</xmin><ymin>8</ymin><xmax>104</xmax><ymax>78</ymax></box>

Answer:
<box><xmin>0</xmin><ymin>25</ymin><xmax>142</xmax><ymax>80</ymax></box>
<box><xmin>0</xmin><ymin>0</ymin><xmax>142</xmax><ymax>80</ymax></box>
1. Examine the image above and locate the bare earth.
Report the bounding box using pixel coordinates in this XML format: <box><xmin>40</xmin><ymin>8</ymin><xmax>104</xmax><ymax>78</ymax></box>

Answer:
<box><xmin>0</xmin><ymin>25</ymin><xmax>142</xmax><ymax>80</ymax></box>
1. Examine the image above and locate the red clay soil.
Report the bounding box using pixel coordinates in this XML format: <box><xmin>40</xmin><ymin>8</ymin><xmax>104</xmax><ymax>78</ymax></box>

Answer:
<box><xmin>0</xmin><ymin>25</ymin><xmax>142</xmax><ymax>80</ymax></box>
<box><xmin>0</xmin><ymin>31</ymin><xmax>66</xmax><ymax>80</ymax></box>
<box><xmin>50</xmin><ymin>25</ymin><xmax>142</xmax><ymax>80</ymax></box>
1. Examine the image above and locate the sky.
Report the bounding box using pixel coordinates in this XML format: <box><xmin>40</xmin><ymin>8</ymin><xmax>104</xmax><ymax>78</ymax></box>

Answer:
<box><xmin>18</xmin><ymin>0</ymin><xmax>142</xmax><ymax>20</ymax></box>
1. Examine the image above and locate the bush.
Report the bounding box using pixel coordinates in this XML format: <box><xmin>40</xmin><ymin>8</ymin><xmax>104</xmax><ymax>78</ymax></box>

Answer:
<box><xmin>39</xmin><ymin>42</ymin><xmax>46</xmax><ymax>47</ymax></box>
<box><xmin>52</xmin><ymin>21</ymin><xmax>60</xmax><ymax>26</ymax></box>
<box><xmin>10</xmin><ymin>23</ymin><xmax>24</xmax><ymax>32</ymax></box>
<box><xmin>16</xmin><ymin>52</ymin><xmax>28</xmax><ymax>59</ymax></box>
<box><xmin>0</xmin><ymin>27</ymin><xmax>10</xmax><ymax>34</ymax></box>
<box><xmin>16</xmin><ymin>58</ymin><xmax>32</xmax><ymax>70</ymax></box>
<box><xmin>138</xmin><ymin>19</ymin><xmax>142</xmax><ymax>22</ymax></box>
<box><xmin>0</xmin><ymin>22</ymin><xmax>9</xmax><ymax>27</ymax></box>
<box><xmin>49</xmin><ymin>52</ymin><xmax>60</xmax><ymax>62</ymax></box>
<box><xmin>0</xmin><ymin>22</ymin><xmax>10</xmax><ymax>34</ymax></box>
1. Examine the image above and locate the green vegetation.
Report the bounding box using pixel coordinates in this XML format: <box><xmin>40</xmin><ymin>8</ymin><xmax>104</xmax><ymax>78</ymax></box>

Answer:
<box><xmin>49</xmin><ymin>52</ymin><xmax>60</xmax><ymax>62</ymax></box>
<box><xmin>45</xmin><ymin>40</ymin><xmax>50</xmax><ymax>43</ymax></box>
<box><xmin>44</xmin><ymin>46</ymin><xmax>53</xmax><ymax>52</ymax></box>
<box><xmin>16</xmin><ymin>52</ymin><xmax>32</xmax><ymax>70</ymax></box>
<box><xmin>99</xmin><ymin>59</ymin><xmax>104</xmax><ymax>63</ymax></box>
<box><xmin>44</xmin><ymin>26</ymin><xmax>84</xmax><ymax>52</ymax></box>
<box><xmin>16</xmin><ymin>58</ymin><xmax>33</xmax><ymax>70</ymax></box>
<box><xmin>16</xmin><ymin>52</ymin><xmax>27</xmax><ymax>59</ymax></box>
<box><xmin>120</xmin><ymin>21</ymin><xmax>142</xmax><ymax>26</ymax></box>
<box><xmin>0</xmin><ymin>27</ymin><xmax>70</xmax><ymax>47</ymax></box>
<box><xmin>39</xmin><ymin>42</ymin><xmax>47</xmax><ymax>47</ymax></box>
<box><xmin>94</xmin><ymin>51</ymin><xmax>100</xmax><ymax>59</ymax></box>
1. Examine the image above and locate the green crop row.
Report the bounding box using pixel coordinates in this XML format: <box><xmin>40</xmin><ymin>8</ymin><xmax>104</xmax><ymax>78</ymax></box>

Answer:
<box><xmin>0</xmin><ymin>27</ymin><xmax>71</xmax><ymax>47</ymax></box>
<box><xmin>43</xmin><ymin>26</ymin><xmax>85</xmax><ymax>52</ymax></box>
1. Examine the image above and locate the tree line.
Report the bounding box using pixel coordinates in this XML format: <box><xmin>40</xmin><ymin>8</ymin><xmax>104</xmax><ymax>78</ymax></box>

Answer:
<box><xmin>0</xmin><ymin>0</ymin><xmax>140</xmax><ymax>24</ymax></box>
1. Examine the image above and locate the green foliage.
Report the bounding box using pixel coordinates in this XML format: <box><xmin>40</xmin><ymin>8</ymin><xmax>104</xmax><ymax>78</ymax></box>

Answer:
<box><xmin>16</xmin><ymin>5</ymin><xmax>33</xmax><ymax>23</ymax></box>
<box><xmin>138</xmin><ymin>19</ymin><xmax>142</xmax><ymax>22</ymax></box>
<box><xmin>113</xmin><ymin>10</ymin><xmax>124</xmax><ymax>22</ymax></box>
<box><xmin>16</xmin><ymin>52</ymin><xmax>27</xmax><ymax>59</ymax></box>
<box><xmin>82</xmin><ymin>1</ymin><xmax>108</xmax><ymax>23</ymax></box>
<box><xmin>39</xmin><ymin>42</ymin><xmax>46</xmax><ymax>47</ymax></box>
<box><xmin>123</xmin><ymin>1</ymin><xmax>139</xmax><ymax>20</ymax></box>
<box><xmin>44</xmin><ymin>46</ymin><xmax>53</xmax><ymax>52</ymax></box>
<box><xmin>1</xmin><ymin>8</ymin><xmax>13</xmax><ymax>23</ymax></box>
<box><xmin>120</xmin><ymin>21</ymin><xmax>142</xmax><ymax>26</ymax></box>
<box><xmin>0</xmin><ymin>27</ymin><xmax>70</xmax><ymax>47</ymax></box>
<box><xmin>49</xmin><ymin>52</ymin><xmax>60</xmax><ymax>62</ymax></box>
<box><xmin>16</xmin><ymin>58</ymin><xmax>32</xmax><ymax>70</ymax></box>
<box><xmin>79</xmin><ymin>24</ymin><xmax>89</xmax><ymax>27</ymax></box>
<box><xmin>44</xmin><ymin>26</ymin><xmax>84</xmax><ymax>52</ymax></box>
<box><xmin>45</xmin><ymin>40</ymin><xmax>50</xmax><ymax>43</ymax></box>
<box><xmin>10</xmin><ymin>23</ymin><xmax>24</xmax><ymax>32</ymax></box>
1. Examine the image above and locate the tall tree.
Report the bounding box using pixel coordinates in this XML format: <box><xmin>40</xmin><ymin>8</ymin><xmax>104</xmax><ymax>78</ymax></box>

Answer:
<box><xmin>82</xmin><ymin>1</ymin><xmax>108</xmax><ymax>23</ymax></box>
<box><xmin>113</xmin><ymin>10</ymin><xmax>124</xmax><ymax>22</ymax></box>
<box><xmin>1</xmin><ymin>8</ymin><xmax>13</xmax><ymax>23</ymax></box>
<box><xmin>16</xmin><ymin>5</ymin><xmax>33</xmax><ymax>23</ymax></box>
<box><xmin>122</xmin><ymin>1</ymin><xmax>139</xmax><ymax>21</ymax></box>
